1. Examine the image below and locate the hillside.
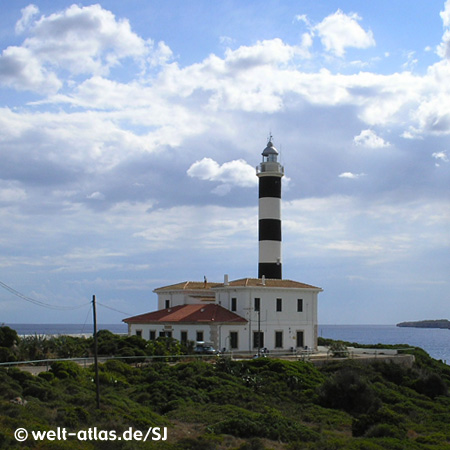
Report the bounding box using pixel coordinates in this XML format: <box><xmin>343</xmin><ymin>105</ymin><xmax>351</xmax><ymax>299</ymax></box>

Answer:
<box><xmin>2</xmin><ymin>329</ymin><xmax>450</xmax><ymax>449</ymax></box>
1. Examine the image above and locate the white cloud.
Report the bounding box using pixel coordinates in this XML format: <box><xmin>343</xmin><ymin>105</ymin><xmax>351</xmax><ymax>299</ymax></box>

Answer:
<box><xmin>338</xmin><ymin>172</ymin><xmax>365</xmax><ymax>179</ymax></box>
<box><xmin>438</xmin><ymin>1</ymin><xmax>450</xmax><ymax>59</ymax></box>
<box><xmin>0</xmin><ymin>45</ymin><xmax>62</xmax><ymax>93</ymax></box>
<box><xmin>0</xmin><ymin>4</ymin><xmax>171</xmax><ymax>93</ymax></box>
<box><xmin>187</xmin><ymin>157</ymin><xmax>257</xmax><ymax>194</ymax></box>
<box><xmin>441</xmin><ymin>0</ymin><xmax>450</xmax><ymax>27</ymax></box>
<box><xmin>353</xmin><ymin>129</ymin><xmax>389</xmax><ymax>148</ymax></box>
<box><xmin>432</xmin><ymin>151</ymin><xmax>449</xmax><ymax>166</ymax></box>
<box><xmin>0</xmin><ymin>181</ymin><xmax>27</xmax><ymax>202</ymax></box>
<box><xmin>87</xmin><ymin>192</ymin><xmax>105</xmax><ymax>200</ymax></box>
<box><xmin>15</xmin><ymin>4</ymin><xmax>39</xmax><ymax>34</ymax></box>
<box><xmin>314</xmin><ymin>9</ymin><xmax>375</xmax><ymax>57</ymax></box>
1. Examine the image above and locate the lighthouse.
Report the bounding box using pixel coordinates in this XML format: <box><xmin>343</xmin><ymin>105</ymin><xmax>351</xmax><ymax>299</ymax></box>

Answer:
<box><xmin>256</xmin><ymin>137</ymin><xmax>284</xmax><ymax>279</ymax></box>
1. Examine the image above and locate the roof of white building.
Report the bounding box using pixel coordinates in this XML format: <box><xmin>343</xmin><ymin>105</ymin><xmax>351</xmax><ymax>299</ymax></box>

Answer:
<box><xmin>219</xmin><ymin>278</ymin><xmax>322</xmax><ymax>290</ymax></box>
<box><xmin>153</xmin><ymin>278</ymin><xmax>321</xmax><ymax>292</ymax></box>
<box><xmin>153</xmin><ymin>281</ymin><xmax>220</xmax><ymax>292</ymax></box>
<box><xmin>123</xmin><ymin>303</ymin><xmax>247</xmax><ymax>324</ymax></box>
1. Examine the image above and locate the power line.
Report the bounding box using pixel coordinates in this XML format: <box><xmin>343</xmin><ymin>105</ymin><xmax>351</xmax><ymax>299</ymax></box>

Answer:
<box><xmin>96</xmin><ymin>301</ymin><xmax>132</xmax><ymax>317</ymax></box>
<box><xmin>0</xmin><ymin>280</ymin><xmax>91</xmax><ymax>311</ymax></box>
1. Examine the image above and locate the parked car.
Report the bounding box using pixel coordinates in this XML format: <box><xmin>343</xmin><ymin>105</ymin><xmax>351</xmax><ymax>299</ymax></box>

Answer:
<box><xmin>194</xmin><ymin>342</ymin><xmax>219</xmax><ymax>355</ymax></box>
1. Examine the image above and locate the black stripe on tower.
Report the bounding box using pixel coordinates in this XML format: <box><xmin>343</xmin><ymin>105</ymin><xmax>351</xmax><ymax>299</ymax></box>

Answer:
<box><xmin>258</xmin><ymin>263</ymin><xmax>282</xmax><ymax>279</ymax></box>
<box><xmin>259</xmin><ymin>219</ymin><xmax>281</xmax><ymax>241</ymax></box>
<box><xmin>259</xmin><ymin>177</ymin><xmax>281</xmax><ymax>198</ymax></box>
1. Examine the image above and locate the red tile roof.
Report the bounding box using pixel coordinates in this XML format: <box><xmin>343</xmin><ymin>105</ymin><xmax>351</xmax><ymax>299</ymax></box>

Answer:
<box><xmin>123</xmin><ymin>304</ymin><xmax>247</xmax><ymax>324</ymax></box>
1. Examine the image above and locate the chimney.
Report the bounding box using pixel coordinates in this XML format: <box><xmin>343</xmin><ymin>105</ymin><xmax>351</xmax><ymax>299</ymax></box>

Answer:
<box><xmin>224</xmin><ymin>274</ymin><xmax>229</xmax><ymax>286</ymax></box>
<box><xmin>262</xmin><ymin>275</ymin><xmax>266</xmax><ymax>286</ymax></box>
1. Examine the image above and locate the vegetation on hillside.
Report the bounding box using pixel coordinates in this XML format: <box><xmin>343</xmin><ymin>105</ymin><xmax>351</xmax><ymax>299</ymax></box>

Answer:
<box><xmin>1</xmin><ymin>326</ymin><xmax>450</xmax><ymax>449</ymax></box>
<box><xmin>0</xmin><ymin>328</ymin><xmax>193</xmax><ymax>363</ymax></box>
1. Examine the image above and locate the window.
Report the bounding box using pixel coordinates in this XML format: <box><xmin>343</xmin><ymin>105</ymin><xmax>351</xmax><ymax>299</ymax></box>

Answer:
<box><xmin>230</xmin><ymin>332</ymin><xmax>238</xmax><ymax>349</ymax></box>
<box><xmin>253</xmin><ymin>331</ymin><xmax>264</xmax><ymax>349</ymax></box>
<box><xmin>275</xmin><ymin>331</ymin><xmax>283</xmax><ymax>348</ymax></box>
<box><xmin>196</xmin><ymin>331</ymin><xmax>204</xmax><ymax>342</ymax></box>
<box><xmin>181</xmin><ymin>331</ymin><xmax>188</xmax><ymax>343</ymax></box>
<box><xmin>276</xmin><ymin>298</ymin><xmax>282</xmax><ymax>312</ymax></box>
<box><xmin>254</xmin><ymin>297</ymin><xmax>260</xmax><ymax>312</ymax></box>
<box><xmin>166</xmin><ymin>331</ymin><xmax>172</xmax><ymax>338</ymax></box>
<box><xmin>135</xmin><ymin>330</ymin><xmax>142</xmax><ymax>337</ymax></box>
<box><xmin>159</xmin><ymin>331</ymin><xmax>172</xmax><ymax>338</ymax></box>
<box><xmin>297</xmin><ymin>299</ymin><xmax>303</xmax><ymax>312</ymax></box>
<box><xmin>296</xmin><ymin>331</ymin><xmax>304</xmax><ymax>348</ymax></box>
<box><xmin>149</xmin><ymin>330</ymin><xmax>156</xmax><ymax>340</ymax></box>
<box><xmin>159</xmin><ymin>331</ymin><xmax>165</xmax><ymax>337</ymax></box>
<box><xmin>231</xmin><ymin>297</ymin><xmax>237</xmax><ymax>311</ymax></box>
<box><xmin>165</xmin><ymin>299</ymin><xmax>170</xmax><ymax>309</ymax></box>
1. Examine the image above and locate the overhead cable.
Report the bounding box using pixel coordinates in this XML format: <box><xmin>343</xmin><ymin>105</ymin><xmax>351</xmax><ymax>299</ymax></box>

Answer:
<box><xmin>0</xmin><ymin>280</ymin><xmax>91</xmax><ymax>311</ymax></box>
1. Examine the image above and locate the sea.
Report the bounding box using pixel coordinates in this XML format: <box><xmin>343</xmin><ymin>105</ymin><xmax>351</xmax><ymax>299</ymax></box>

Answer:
<box><xmin>5</xmin><ymin>323</ymin><xmax>450</xmax><ymax>364</ymax></box>
<box><xmin>319</xmin><ymin>325</ymin><xmax>450</xmax><ymax>364</ymax></box>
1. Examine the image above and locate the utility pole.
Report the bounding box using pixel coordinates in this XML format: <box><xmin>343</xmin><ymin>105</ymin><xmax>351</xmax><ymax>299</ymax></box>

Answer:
<box><xmin>92</xmin><ymin>295</ymin><xmax>100</xmax><ymax>409</ymax></box>
<box><xmin>257</xmin><ymin>309</ymin><xmax>261</xmax><ymax>357</ymax></box>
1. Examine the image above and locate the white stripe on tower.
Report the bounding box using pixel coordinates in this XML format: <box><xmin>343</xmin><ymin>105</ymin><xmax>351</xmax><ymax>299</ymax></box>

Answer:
<box><xmin>256</xmin><ymin>137</ymin><xmax>284</xmax><ymax>279</ymax></box>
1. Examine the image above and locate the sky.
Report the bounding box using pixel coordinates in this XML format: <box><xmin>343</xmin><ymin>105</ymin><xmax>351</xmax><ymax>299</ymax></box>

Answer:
<box><xmin>0</xmin><ymin>0</ymin><xmax>449</xmax><ymax>326</ymax></box>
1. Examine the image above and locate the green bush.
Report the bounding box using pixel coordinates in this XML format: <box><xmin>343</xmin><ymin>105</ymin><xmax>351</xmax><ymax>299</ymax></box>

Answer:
<box><xmin>318</xmin><ymin>368</ymin><xmax>381</xmax><ymax>415</ymax></box>
<box><xmin>38</xmin><ymin>371</ymin><xmax>54</xmax><ymax>382</ymax></box>
<box><xmin>0</xmin><ymin>326</ymin><xmax>19</xmax><ymax>348</ymax></box>
<box><xmin>0</xmin><ymin>347</ymin><xmax>16</xmax><ymax>363</ymax></box>
<box><xmin>213</xmin><ymin>407</ymin><xmax>319</xmax><ymax>442</ymax></box>
<box><xmin>412</xmin><ymin>372</ymin><xmax>448</xmax><ymax>398</ymax></box>
<box><xmin>51</xmin><ymin>361</ymin><xmax>82</xmax><ymax>379</ymax></box>
<box><xmin>364</xmin><ymin>423</ymin><xmax>404</xmax><ymax>439</ymax></box>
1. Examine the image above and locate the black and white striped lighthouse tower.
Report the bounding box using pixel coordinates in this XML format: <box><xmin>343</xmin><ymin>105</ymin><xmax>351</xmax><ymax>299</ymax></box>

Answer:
<box><xmin>256</xmin><ymin>137</ymin><xmax>284</xmax><ymax>279</ymax></box>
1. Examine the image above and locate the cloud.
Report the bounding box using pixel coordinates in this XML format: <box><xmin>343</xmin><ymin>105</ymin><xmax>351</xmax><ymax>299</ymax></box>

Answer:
<box><xmin>438</xmin><ymin>0</ymin><xmax>450</xmax><ymax>59</ymax></box>
<box><xmin>338</xmin><ymin>172</ymin><xmax>365</xmax><ymax>179</ymax></box>
<box><xmin>313</xmin><ymin>9</ymin><xmax>375</xmax><ymax>57</ymax></box>
<box><xmin>441</xmin><ymin>0</ymin><xmax>450</xmax><ymax>27</ymax></box>
<box><xmin>187</xmin><ymin>158</ymin><xmax>257</xmax><ymax>195</ymax></box>
<box><xmin>0</xmin><ymin>181</ymin><xmax>27</xmax><ymax>202</ymax></box>
<box><xmin>432</xmin><ymin>151</ymin><xmax>449</xmax><ymax>166</ymax></box>
<box><xmin>87</xmin><ymin>192</ymin><xmax>106</xmax><ymax>200</ymax></box>
<box><xmin>15</xmin><ymin>4</ymin><xmax>39</xmax><ymax>34</ymax></box>
<box><xmin>0</xmin><ymin>4</ymin><xmax>170</xmax><ymax>93</ymax></box>
<box><xmin>0</xmin><ymin>46</ymin><xmax>62</xmax><ymax>93</ymax></box>
<box><xmin>353</xmin><ymin>129</ymin><xmax>389</xmax><ymax>148</ymax></box>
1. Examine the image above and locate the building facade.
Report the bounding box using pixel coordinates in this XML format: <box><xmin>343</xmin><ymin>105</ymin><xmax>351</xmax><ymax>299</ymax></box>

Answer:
<box><xmin>123</xmin><ymin>138</ymin><xmax>322</xmax><ymax>353</ymax></box>
<box><xmin>124</xmin><ymin>277</ymin><xmax>321</xmax><ymax>352</ymax></box>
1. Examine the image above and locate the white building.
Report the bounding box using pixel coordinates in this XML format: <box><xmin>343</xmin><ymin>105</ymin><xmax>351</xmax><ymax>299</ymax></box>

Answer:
<box><xmin>124</xmin><ymin>277</ymin><xmax>321</xmax><ymax>353</ymax></box>
<box><xmin>124</xmin><ymin>138</ymin><xmax>322</xmax><ymax>353</ymax></box>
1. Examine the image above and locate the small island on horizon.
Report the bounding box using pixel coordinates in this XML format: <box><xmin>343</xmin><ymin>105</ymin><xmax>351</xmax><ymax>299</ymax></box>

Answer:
<box><xmin>397</xmin><ymin>319</ymin><xmax>450</xmax><ymax>329</ymax></box>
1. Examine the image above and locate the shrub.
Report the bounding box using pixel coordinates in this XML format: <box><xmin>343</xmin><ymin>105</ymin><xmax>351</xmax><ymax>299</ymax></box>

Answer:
<box><xmin>318</xmin><ymin>368</ymin><xmax>380</xmax><ymax>415</ymax></box>
<box><xmin>412</xmin><ymin>372</ymin><xmax>448</xmax><ymax>399</ymax></box>
<box><xmin>213</xmin><ymin>408</ymin><xmax>319</xmax><ymax>442</ymax></box>
<box><xmin>237</xmin><ymin>438</ymin><xmax>266</xmax><ymax>450</ymax></box>
<box><xmin>23</xmin><ymin>378</ymin><xmax>55</xmax><ymax>401</ymax></box>
<box><xmin>51</xmin><ymin>361</ymin><xmax>82</xmax><ymax>379</ymax></box>
<box><xmin>38</xmin><ymin>371</ymin><xmax>55</xmax><ymax>382</ymax></box>
<box><xmin>0</xmin><ymin>326</ymin><xmax>19</xmax><ymax>348</ymax></box>
<box><xmin>0</xmin><ymin>346</ymin><xmax>16</xmax><ymax>363</ymax></box>
<box><xmin>328</xmin><ymin>341</ymin><xmax>349</xmax><ymax>358</ymax></box>
<box><xmin>365</xmin><ymin>423</ymin><xmax>404</xmax><ymax>439</ymax></box>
